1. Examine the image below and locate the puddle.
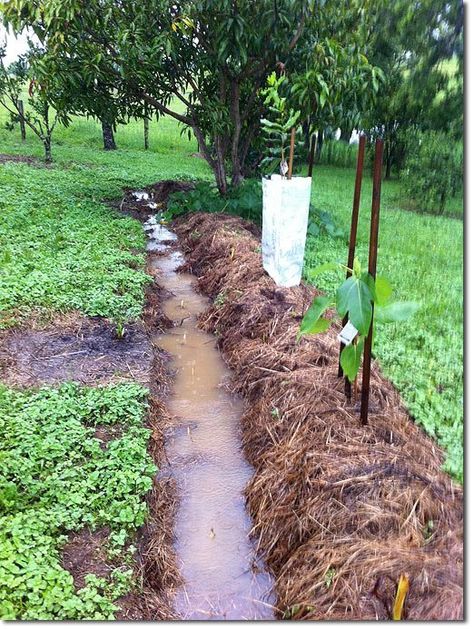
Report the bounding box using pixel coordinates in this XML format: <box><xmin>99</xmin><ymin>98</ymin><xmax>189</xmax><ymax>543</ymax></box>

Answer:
<box><xmin>147</xmin><ymin>221</ymin><xmax>275</xmax><ymax>620</ymax></box>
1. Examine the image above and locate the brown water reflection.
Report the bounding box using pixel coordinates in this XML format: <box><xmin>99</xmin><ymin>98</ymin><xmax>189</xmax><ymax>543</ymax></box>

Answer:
<box><xmin>149</xmin><ymin>231</ymin><xmax>274</xmax><ymax>620</ymax></box>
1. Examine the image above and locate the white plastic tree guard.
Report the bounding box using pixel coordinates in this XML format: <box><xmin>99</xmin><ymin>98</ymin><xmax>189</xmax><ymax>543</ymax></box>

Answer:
<box><xmin>261</xmin><ymin>174</ymin><xmax>312</xmax><ymax>287</ymax></box>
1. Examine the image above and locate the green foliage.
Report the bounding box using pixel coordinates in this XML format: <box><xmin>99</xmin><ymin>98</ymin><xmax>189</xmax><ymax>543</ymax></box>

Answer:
<box><xmin>303</xmin><ymin>165</ymin><xmax>463</xmax><ymax>481</ymax></box>
<box><xmin>298</xmin><ymin>296</ymin><xmax>332</xmax><ymax>337</ymax></box>
<box><xmin>0</xmin><ymin>163</ymin><xmax>152</xmax><ymax>327</ymax></box>
<box><xmin>300</xmin><ymin>257</ymin><xmax>418</xmax><ymax>381</ymax></box>
<box><xmin>166</xmin><ymin>179</ymin><xmax>262</xmax><ymax>223</ymax></box>
<box><xmin>362</xmin><ymin>0</ymin><xmax>463</xmax><ymax>178</ymax></box>
<box><xmin>0</xmin><ymin>382</ymin><xmax>155</xmax><ymax>619</ymax></box>
<box><xmin>290</xmin><ymin>35</ymin><xmax>381</xmax><ymax>134</ymax></box>
<box><xmin>260</xmin><ymin>72</ymin><xmax>304</xmax><ymax>175</ymax></box>
<box><xmin>307</xmin><ymin>206</ymin><xmax>345</xmax><ymax>239</ymax></box>
<box><xmin>340</xmin><ymin>340</ymin><xmax>364</xmax><ymax>382</ymax></box>
<box><xmin>401</xmin><ymin>130</ymin><xmax>463</xmax><ymax>215</ymax></box>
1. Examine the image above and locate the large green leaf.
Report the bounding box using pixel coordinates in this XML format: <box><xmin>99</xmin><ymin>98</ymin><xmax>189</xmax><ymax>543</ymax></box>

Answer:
<box><xmin>360</xmin><ymin>271</ymin><xmax>375</xmax><ymax>297</ymax></box>
<box><xmin>340</xmin><ymin>338</ymin><xmax>364</xmax><ymax>382</ymax></box>
<box><xmin>298</xmin><ymin>295</ymin><xmax>332</xmax><ymax>337</ymax></box>
<box><xmin>374</xmin><ymin>276</ymin><xmax>393</xmax><ymax>305</ymax></box>
<box><xmin>376</xmin><ymin>301</ymin><xmax>420</xmax><ymax>323</ymax></box>
<box><xmin>307</xmin><ymin>261</ymin><xmax>340</xmax><ymax>277</ymax></box>
<box><xmin>336</xmin><ymin>276</ymin><xmax>373</xmax><ymax>336</ymax></box>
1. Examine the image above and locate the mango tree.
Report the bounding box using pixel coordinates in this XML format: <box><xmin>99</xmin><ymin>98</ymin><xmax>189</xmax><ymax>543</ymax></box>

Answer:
<box><xmin>2</xmin><ymin>0</ymin><xmax>382</xmax><ymax>194</ymax></box>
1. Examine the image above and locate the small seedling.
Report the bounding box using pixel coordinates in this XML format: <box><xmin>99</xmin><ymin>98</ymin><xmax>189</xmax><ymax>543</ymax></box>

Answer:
<box><xmin>422</xmin><ymin>519</ymin><xmax>435</xmax><ymax>542</ymax></box>
<box><xmin>114</xmin><ymin>318</ymin><xmax>126</xmax><ymax>340</ymax></box>
<box><xmin>299</xmin><ymin>258</ymin><xmax>419</xmax><ymax>383</ymax></box>
<box><xmin>214</xmin><ymin>291</ymin><xmax>227</xmax><ymax>307</ymax></box>
<box><xmin>260</xmin><ymin>72</ymin><xmax>304</xmax><ymax>176</ymax></box>
<box><xmin>324</xmin><ymin>567</ymin><xmax>336</xmax><ymax>588</ymax></box>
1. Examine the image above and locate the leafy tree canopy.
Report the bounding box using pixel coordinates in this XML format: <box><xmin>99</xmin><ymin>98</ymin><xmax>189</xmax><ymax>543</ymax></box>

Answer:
<box><xmin>2</xmin><ymin>0</ymin><xmax>378</xmax><ymax>193</ymax></box>
<box><xmin>362</xmin><ymin>0</ymin><xmax>463</xmax><ymax>177</ymax></box>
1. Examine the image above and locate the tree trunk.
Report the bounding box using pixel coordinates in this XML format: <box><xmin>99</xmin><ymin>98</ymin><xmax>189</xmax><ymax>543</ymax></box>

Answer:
<box><xmin>316</xmin><ymin>131</ymin><xmax>324</xmax><ymax>163</ymax></box>
<box><xmin>302</xmin><ymin>119</ymin><xmax>311</xmax><ymax>149</ymax></box>
<box><xmin>339</xmin><ymin>124</ymin><xmax>352</xmax><ymax>143</ymax></box>
<box><xmin>144</xmin><ymin>116</ymin><xmax>149</xmax><ymax>150</ymax></box>
<box><xmin>18</xmin><ymin>100</ymin><xmax>26</xmax><ymax>141</ymax></box>
<box><xmin>43</xmin><ymin>136</ymin><xmax>52</xmax><ymax>163</ymax></box>
<box><xmin>230</xmin><ymin>81</ymin><xmax>243</xmax><ymax>187</ymax></box>
<box><xmin>102</xmin><ymin>120</ymin><xmax>117</xmax><ymax>150</ymax></box>
<box><xmin>144</xmin><ymin>101</ymin><xmax>150</xmax><ymax>150</ymax></box>
<box><xmin>214</xmin><ymin>137</ymin><xmax>228</xmax><ymax>195</ymax></box>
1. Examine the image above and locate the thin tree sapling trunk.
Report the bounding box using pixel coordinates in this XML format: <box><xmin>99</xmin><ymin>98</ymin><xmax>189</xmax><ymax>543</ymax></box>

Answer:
<box><xmin>18</xmin><ymin>99</ymin><xmax>26</xmax><ymax>141</ymax></box>
<box><xmin>43</xmin><ymin>135</ymin><xmax>52</xmax><ymax>163</ymax></box>
<box><xmin>144</xmin><ymin>101</ymin><xmax>150</xmax><ymax>150</ymax></box>
<box><xmin>144</xmin><ymin>116</ymin><xmax>149</xmax><ymax>150</ymax></box>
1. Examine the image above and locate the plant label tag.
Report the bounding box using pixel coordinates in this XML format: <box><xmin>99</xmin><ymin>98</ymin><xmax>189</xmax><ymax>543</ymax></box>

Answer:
<box><xmin>338</xmin><ymin>321</ymin><xmax>358</xmax><ymax>346</ymax></box>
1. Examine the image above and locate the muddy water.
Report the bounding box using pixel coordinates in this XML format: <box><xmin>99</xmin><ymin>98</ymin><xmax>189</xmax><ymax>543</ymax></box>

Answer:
<box><xmin>147</xmin><ymin>221</ymin><xmax>274</xmax><ymax>620</ymax></box>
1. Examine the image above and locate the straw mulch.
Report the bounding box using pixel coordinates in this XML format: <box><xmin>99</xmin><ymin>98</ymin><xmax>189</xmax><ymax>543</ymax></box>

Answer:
<box><xmin>173</xmin><ymin>212</ymin><xmax>463</xmax><ymax>621</ymax></box>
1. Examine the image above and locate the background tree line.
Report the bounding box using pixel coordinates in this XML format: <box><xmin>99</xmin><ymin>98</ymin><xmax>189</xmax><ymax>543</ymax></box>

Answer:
<box><xmin>0</xmin><ymin>0</ymin><xmax>463</xmax><ymax>213</ymax></box>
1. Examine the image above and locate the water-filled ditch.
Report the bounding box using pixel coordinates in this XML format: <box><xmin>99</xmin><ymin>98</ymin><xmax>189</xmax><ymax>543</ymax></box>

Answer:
<box><xmin>145</xmin><ymin>217</ymin><xmax>274</xmax><ymax>620</ymax></box>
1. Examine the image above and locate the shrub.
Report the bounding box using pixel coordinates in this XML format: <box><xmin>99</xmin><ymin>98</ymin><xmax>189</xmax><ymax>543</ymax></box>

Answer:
<box><xmin>166</xmin><ymin>180</ymin><xmax>263</xmax><ymax>224</ymax></box>
<box><xmin>401</xmin><ymin>130</ymin><xmax>463</xmax><ymax>215</ymax></box>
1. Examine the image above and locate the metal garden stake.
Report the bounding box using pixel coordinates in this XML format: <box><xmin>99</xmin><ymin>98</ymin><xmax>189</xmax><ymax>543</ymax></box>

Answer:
<box><xmin>338</xmin><ymin>134</ymin><xmax>367</xmax><ymax>401</ymax></box>
<box><xmin>360</xmin><ymin>137</ymin><xmax>384</xmax><ymax>424</ymax></box>
<box><xmin>288</xmin><ymin>127</ymin><xmax>296</xmax><ymax>179</ymax></box>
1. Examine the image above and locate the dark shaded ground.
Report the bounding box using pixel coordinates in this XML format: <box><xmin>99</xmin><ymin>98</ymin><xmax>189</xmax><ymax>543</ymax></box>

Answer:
<box><xmin>0</xmin><ymin>316</ymin><xmax>152</xmax><ymax>387</ymax></box>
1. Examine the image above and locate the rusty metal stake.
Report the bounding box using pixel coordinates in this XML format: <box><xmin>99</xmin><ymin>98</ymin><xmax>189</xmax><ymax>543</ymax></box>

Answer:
<box><xmin>338</xmin><ymin>134</ymin><xmax>367</xmax><ymax>398</ymax></box>
<box><xmin>288</xmin><ymin>127</ymin><xmax>296</xmax><ymax>179</ymax></box>
<box><xmin>307</xmin><ymin>133</ymin><xmax>316</xmax><ymax>177</ymax></box>
<box><xmin>360</xmin><ymin>137</ymin><xmax>384</xmax><ymax>425</ymax></box>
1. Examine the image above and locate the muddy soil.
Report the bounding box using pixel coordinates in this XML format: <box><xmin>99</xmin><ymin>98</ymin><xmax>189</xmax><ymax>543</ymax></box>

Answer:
<box><xmin>62</xmin><ymin>528</ymin><xmax>113</xmax><ymax>590</ymax></box>
<box><xmin>0</xmin><ymin>316</ymin><xmax>151</xmax><ymax>387</ymax></box>
<box><xmin>110</xmin><ymin>180</ymin><xmax>194</xmax><ymax>223</ymax></box>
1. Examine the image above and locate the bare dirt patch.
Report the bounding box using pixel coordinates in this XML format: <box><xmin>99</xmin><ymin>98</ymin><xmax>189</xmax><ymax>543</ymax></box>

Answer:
<box><xmin>0</xmin><ymin>153</ymin><xmax>48</xmax><ymax>167</ymax></box>
<box><xmin>62</xmin><ymin>528</ymin><xmax>112</xmax><ymax>590</ymax></box>
<box><xmin>173</xmin><ymin>211</ymin><xmax>463</xmax><ymax>621</ymax></box>
<box><xmin>0</xmin><ymin>315</ymin><xmax>152</xmax><ymax>388</ymax></box>
<box><xmin>94</xmin><ymin>424</ymin><xmax>124</xmax><ymax>448</ymax></box>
